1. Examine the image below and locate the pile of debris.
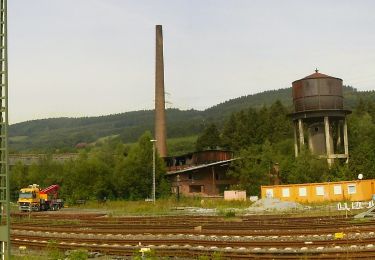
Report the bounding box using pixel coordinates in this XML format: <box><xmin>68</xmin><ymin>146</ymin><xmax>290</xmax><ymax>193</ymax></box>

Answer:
<box><xmin>248</xmin><ymin>198</ymin><xmax>303</xmax><ymax>212</ymax></box>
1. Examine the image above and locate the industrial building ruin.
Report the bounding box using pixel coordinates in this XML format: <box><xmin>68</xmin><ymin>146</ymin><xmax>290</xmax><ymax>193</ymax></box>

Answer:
<box><xmin>154</xmin><ymin>25</ymin><xmax>168</xmax><ymax>157</ymax></box>
<box><xmin>290</xmin><ymin>70</ymin><xmax>351</xmax><ymax>166</ymax></box>
<box><xmin>165</xmin><ymin>150</ymin><xmax>238</xmax><ymax>196</ymax></box>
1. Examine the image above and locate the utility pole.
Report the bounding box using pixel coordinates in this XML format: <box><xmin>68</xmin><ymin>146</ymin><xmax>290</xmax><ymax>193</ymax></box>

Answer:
<box><xmin>0</xmin><ymin>0</ymin><xmax>10</xmax><ymax>259</ymax></box>
<box><xmin>150</xmin><ymin>139</ymin><xmax>157</xmax><ymax>204</ymax></box>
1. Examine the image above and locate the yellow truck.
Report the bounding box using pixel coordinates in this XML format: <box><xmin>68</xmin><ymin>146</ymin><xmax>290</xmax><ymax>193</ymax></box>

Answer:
<box><xmin>18</xmin><ymin>184</ymin><xmax>63</xmax><ymax>212</ymax></box>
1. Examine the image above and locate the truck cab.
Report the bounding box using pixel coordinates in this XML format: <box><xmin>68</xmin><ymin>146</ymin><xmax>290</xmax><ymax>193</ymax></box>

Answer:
<box><xmin>18</xmin><ymin>184</ymin><xmax>41</xmax><ymax>211</ymax></box>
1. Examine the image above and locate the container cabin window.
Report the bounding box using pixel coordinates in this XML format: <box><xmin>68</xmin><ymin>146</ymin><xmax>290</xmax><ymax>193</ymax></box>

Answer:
<box><xmin>299</xmin><ymin>187</ymin><xmax>307</xmax><ymax>197</ymax></box>
<box><xmin>348</xmin><ymin>184</ymin><xmax>356</xmax><ymax>195</ymax></box>
<box><xmin>334</xmin><ymin>185</ymin><xmax>342</xmax><ymax>195</ymax></box>
<box><xmin>316</xmin><ymin>186</ymin><xmax>324</xmax><ymax>196</ymax></box>
<box><xmin>282</xmin><ymin>188</ymin><xmax>290</xmax><ymax>198</ymax></box>
<box><xmin>266</xmin><ymin>189</ymin><xmax>274</xmax><ymax>198</ymax></box>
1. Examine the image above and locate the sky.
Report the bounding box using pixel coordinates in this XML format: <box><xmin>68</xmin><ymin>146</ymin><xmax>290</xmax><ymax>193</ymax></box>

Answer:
<box><xmin>8</xmin><ymin>0</ymin><xmax>375</xmax><ymax>124</ymax></box>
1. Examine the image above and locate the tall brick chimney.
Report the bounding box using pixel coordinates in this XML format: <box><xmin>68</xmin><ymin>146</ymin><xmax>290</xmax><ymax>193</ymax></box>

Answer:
<box><xmin>155</xmin><ymin>25</ymin><xmax>167</xmax><ymax>157</ymax></box>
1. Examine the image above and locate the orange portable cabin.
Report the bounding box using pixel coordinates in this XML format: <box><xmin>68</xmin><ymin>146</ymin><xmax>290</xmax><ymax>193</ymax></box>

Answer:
<box><xmin>261</xmin><ymin>179</ymin><xmax>375</xmax><ymax>203</ymax></box>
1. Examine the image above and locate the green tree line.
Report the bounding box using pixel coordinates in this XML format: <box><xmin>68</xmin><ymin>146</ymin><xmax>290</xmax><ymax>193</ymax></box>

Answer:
<box><xmin>10</xmin><ymin>132</ymin><xmax>170</xmax><ymax>202</ymax></box>
<box><xmin>196</xmin><ymin>98</ymin><xmax>375</xmax><ymax>195</ymax></box>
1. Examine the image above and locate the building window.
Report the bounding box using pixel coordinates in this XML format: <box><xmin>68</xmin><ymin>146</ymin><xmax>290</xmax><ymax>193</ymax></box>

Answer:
<box><xmin>215</xmin><ymin>173</ymin><xmax>228</xmax><ymax>181</ymax></box>
<box><xmin>299</xmin><ymin>187</ymin><xmax>307</xmax><ymax>197</ymax></box>
<box><xmin>189</xmin><ymin>185</ymin><xmax>203</xmax><ymax>193</ymax></box>
<box><xmin>334</xmin><ymin>185</ymin><xmax>342</xmax><ymax>195</ymax></box>
<box><xmin>348</xmin><ymin>184</ymin><xmax>356</xmax><ymax>195</ymax></box>
<box><xmin>217</xmin><ymin>184</ymin><xmax>229</xmax><ymax>195</ymax></box>
<box><xmin>316</xmin><ymin>186</ymin><xmax>324</xmax><ymax>196</ymax></box>
<box><xmin>266</xmin><ymin>189</ymin><xmax>274</xmax><ymax>198</ymax></box>
<box><xmin>282</xmin><ymin>188</ymin><xmax>290</xmax><ymax>198</ymax></box>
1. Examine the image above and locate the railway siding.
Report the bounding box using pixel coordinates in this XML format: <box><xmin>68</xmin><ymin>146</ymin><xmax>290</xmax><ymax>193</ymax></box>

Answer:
<box><xmin>11</xmin><ymin>213</ymin><xmax>375</xmax><ymax>259</ymax></box>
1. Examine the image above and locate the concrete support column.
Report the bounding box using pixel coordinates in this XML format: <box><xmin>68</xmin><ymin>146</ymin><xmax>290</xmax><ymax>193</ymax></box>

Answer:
<box><xmin>343</xmin><ymin>118</ymin><xmax>349</xmax><ymax>164</ymax></box>
<box><xmin>336</xmin><ymin>121</ymin><xmax>342</xmax><ymax>148</ymax></box>
<box><xmin>324</xmin><ymin>116</ymin><xmax>333</xmax><ymax>166</ymax></box>
<box><xmin>298</xmin><ymin>119</ymin><xmax>304</xmax><ymax>150</ymax></box>
<box><xmin>294</xmin><ymin>122</ymin><xmax>298</xmax><ymax>157</ymax></box>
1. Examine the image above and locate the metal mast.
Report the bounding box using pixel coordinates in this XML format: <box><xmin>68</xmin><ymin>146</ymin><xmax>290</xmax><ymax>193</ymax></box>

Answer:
<box><xmin>0</xmin><ymin>0</ymin><xmax>9</xmax><ymax>259</ymax></box>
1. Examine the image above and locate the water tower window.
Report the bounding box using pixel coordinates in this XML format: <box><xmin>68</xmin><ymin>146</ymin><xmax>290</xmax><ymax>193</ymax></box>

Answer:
<box><xmin>315</xmin><ymin>127</ymin><xmax>319</xmax><ymax>132</ymax></box>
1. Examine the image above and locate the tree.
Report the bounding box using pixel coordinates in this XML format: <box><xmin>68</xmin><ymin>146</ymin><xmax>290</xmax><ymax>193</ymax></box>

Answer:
<box><xmin>114</xmin><ymin>131</ymin><xmax>170</xmax><ymax>200</ymax></box>
<box><xmin>283</xmin><ymin>150</ymin><xmax>330</xmax><ymax>184</ymax></box>
<box><xmin>10</xmin><ymin>162</ymin><xmax>29</xmax><ymax>200</ymax></box>
<box><xmin>221</xmin><ymin>114</ymin><xmax>237</xmax><ymax>149</ymax></box>
<box><xmin>196</xmin><ymin>123</ymin><xmax>222</xmax><ymax>151</ymax></box>
<box><xmin>60</xmin><ymin>142</ymin><xmax>119</xmax><ymax>202</ymax></box>
<box><xmin>267</xmin><ymin>101</ymin><xmax>292</xmax><ymax>143</ymax></box>
<box><xmin>348</xmin><ymin>113</ymin><xmax>375</xmax><ymax>179</ymax></box>
<box><xmin>228</xmin><ymin>142</ymin><xmax>276</xmax><ymax>196</ymax></box>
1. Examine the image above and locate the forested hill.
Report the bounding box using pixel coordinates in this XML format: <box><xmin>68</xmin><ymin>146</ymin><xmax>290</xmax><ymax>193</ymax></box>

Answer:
<box><xmin>203</xmin><ymin>88</ymin><xmax>292</xmax><ymax>120</ymax></box>
<box><xmin>9</xmin><ymin>86</ymin><xmax>375</xmax><ymax>152</ymax></box>
<box><xmin>203</xmin><ymin>86</ymin><xmax>373</xmax><ymax>119</ymax></box>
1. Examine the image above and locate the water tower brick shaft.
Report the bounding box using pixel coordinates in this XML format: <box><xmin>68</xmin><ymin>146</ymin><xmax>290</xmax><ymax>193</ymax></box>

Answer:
<box><xmin>155</xmin><ymin>25</ymin><xmax>167</xmax><ymax>157</ymax></box>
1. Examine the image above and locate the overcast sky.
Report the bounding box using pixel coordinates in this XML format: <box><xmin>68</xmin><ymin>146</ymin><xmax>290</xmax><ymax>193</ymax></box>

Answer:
<box><xmin>9</xmin><ymin>0</ymin><xmax>375</xmax><ymax>124</ymax></box>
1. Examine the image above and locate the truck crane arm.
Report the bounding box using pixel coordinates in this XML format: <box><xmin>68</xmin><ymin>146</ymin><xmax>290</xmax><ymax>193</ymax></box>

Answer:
<box><xmin>40</xmin><ymin>184</ymin><xmax>60</xmax><ymax>194</ymax></box>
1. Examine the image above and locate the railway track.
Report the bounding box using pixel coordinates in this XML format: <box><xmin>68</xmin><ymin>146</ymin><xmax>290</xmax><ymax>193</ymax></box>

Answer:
<box><xmin>11</xmin><ymin>236</ymin><xmax>375</xmax><ymax>259</ymax></box>
<box><xmin>11</xmin><ymin>212</ymin><xmax>375</xmax><ymax>259</ymax></box>
<box><xmin>11</xmin><ymin>231</ymin><xmax>375</xmax><ymax>247</ymax></box>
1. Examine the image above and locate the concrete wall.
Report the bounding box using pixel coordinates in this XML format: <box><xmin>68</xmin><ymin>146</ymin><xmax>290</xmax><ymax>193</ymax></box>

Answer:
<box><xmin>261</xmin><ymin>179</ymin><xmax>375</xmax><ymax>203</ymax></box>
<box><xmin>224</xmin><ymin>190</ymin><xmax>246</xmax><ymax>201</ymax></box>
<box><xmin>9</xmin><ymin>153</ymin><xmax>78</xmax><ymax>166</ymax></box>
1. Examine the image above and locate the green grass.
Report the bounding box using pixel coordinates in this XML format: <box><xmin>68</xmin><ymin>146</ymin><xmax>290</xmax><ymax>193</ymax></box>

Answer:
<box><xmin>9</xmin><ymin>136</ymin><xmax>28</xmax><ymax>143</ymax></box>
<box><xmin>92</xmin><ymin>134</ymin><xmax>120</xmax><ymax>145</ymax></box>
<box><xmin>67</xmin><ymin>196</ymin><xmax>253</xmax><ymax>216</ymax></box>
<box><xmin>11</xmin><ymin>256</ymin><xmax>44</xmax><ymax>260</ymax></box>
<box><xmin>121</xmin><ymin>135</ymin><xmax>198</xmax><ymax>156</ymax></box>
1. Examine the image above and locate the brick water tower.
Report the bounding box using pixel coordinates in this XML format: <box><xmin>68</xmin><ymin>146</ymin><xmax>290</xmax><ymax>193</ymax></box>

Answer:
<box><xmin>291</xmin><ymin>70</ymin><xmax>351</xmax><ymax>166</ymax></box>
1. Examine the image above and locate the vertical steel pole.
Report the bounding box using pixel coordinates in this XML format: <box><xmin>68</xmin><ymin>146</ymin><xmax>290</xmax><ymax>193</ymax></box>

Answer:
<box><xmin>0</xmin><ymin>0</ymin><xmax>9</xmax><ymax>259</ymax></box>
<box><xmin>151</xmin><ymin>139</ymin><xmax>156</xmax><ymax>204</ymax></box>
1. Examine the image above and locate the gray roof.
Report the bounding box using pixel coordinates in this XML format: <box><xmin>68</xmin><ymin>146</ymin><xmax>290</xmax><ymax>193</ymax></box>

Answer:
<box><xmin>166</xmin><ymin>158</ymin><xmax>238</xmax><ymax>176</ymax></box>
